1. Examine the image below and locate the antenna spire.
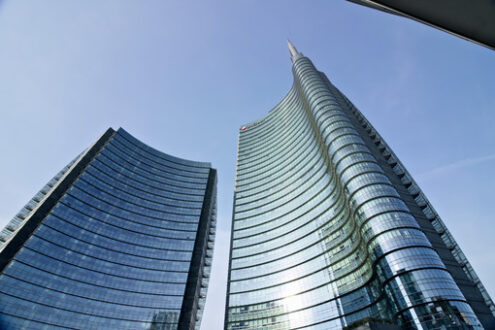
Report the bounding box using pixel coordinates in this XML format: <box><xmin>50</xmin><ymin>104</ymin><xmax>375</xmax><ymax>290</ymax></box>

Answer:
<box><xmin>287</xmin><ymin>39</ymin><xmax>302</xmax><ymax>63</ymax></box>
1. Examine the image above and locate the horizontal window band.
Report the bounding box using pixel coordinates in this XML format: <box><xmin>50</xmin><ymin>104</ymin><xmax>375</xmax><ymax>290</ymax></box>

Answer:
<box><xmin>41</xmin><ymin>220</ymin><xmax>193</xmax><ymax>254</ymax></box>
<box><xmin>234</xmin><ymin>154</ymin><xmax>326</xmax><ymax>208</ymax></box>
<box><xmin>66</xmin><ymin>189</ymin><xmax>199</xmax><ymax>224</ymax></box>
<box><xmin>236</xmin><ymin>118</ymin><xmax>310</xmax><ymax>168</ymax></box>
<box><xmin>234</xmin><ymin>167</ymin><xmax>334</xmax><ymax>219</ymax></box>
<box><xmin>91</xmin><ymin>156</ymin><xmax>205</xmax><ymax>198</ymax></box>
<box><xmin>107</xmin><ymin>138</ymin><xmax>207</xmax><ymax>180</ymax></box>
<box><xmin>234</xmin><ymin>145</ymin><xmax>323</xmax><ymax>199</ymax></box>
<box><xmin>101</xmin><ymin>144</ymin><xmax>206</xmax><ymax>187</ymax></box>
<box><xmin>76</xmin><ymin>175</ymin><xmax>202</xmax><ymax>215</ymax></box>
<box><xmin>49</xmin><ymin>208</ymin><xmax>195</xmax><ymax>243</ymax></box>
<box><xmin>237</xmin><ymin>102</ymin><xmax>307</xmax><ymax>154</ymax></box>
<box><xmin>227</xmin><ymin>278</ymin><xmax>385</xmax><ymax>326</ymax></box>
<box><xmin>232</xmin><ymin>175</ymin><xmax>340</xmax><ymax>232</ymax></box>
<box><xmin>233</xmin><ymin>183</ymin><xmax>342</xmax><ymax>247</ymax></box>
<box><xmin>42</xmin><ymin>223</ymin><xmax>192</xmax><ymax>253</ymax></box>
<box><xmin>57</xmin><ymin>198</ymin><xmax>197</xmax><ymax>232</ymax></box>
<box><xmin>24</xmin><ymin>238</ymin><xmax>190</xmax><ymax>279</ymax></box>
<box><xmin>231</xmin><ymin>205</ymin><xmax>350</xmax><ymax>264</ymax></box>
<box><xmin>0</xmin><ymin>291</ymin><xmax>181</xmax><ymax>325</ymax></box>
<box><xmin>116</xmin><ymin>130</ymin><xmax>209</xmax><ymax>170</ymax></box>
<box><xmin>83</xmin><ymin>166</ymin><xmax>203</xmax><ymax>208</ymax></box>
<box><xmin>236</xmin><ymin>127</ymin><xmax>314</xmax><ymax>181</ymax></box>
<box><xmin>3</xmin><ymin>265</ymin><xmax>184</xmax><ymax>296</ymax></box>
<box><xmin>0</xmin><ymin>275</ymin><xmax>182</xmax><ymax>309</ymax></box>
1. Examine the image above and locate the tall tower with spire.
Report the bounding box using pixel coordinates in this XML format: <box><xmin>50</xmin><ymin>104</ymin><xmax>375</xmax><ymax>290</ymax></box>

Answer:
<box><xmin>224</xmin><ymin>41</ymin><xmax>495</xmax><ymax>329</ymax></box>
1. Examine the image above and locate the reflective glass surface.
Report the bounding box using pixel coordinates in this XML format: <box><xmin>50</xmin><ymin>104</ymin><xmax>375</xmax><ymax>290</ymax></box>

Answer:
<box><xmin>0</xmin><ymin>128</ymin><xmax>214</xmax><ymax>330</ymax></box>
<box><xmin>226</xmin><ymin>55</ymin><xmax>482</xmax><ymax>329</ymax></box>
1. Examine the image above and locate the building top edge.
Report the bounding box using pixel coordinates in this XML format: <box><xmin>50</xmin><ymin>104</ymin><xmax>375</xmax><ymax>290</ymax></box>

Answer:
<box><xmin>238</xmin><ymin>83</ymin><xmax>298</xmax><ymax>132</ymax></box>
<box><xmin>116</xmin><ymin>127</ymin><xmax>212</xmax><ymax>169</ymax></box>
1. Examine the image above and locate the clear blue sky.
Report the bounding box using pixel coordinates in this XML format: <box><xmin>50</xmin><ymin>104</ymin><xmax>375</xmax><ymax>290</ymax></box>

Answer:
<box><xmin>0</xmin><ymin>1</ymin><xmax>494</xmax><ymax>329</ymax></box>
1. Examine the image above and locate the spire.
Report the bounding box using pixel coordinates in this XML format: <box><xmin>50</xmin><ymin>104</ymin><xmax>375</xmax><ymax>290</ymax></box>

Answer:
<box><xmin>287</xmin><ymin>39</ymin><xmax>302</xmax><ymax>63</ymax></box>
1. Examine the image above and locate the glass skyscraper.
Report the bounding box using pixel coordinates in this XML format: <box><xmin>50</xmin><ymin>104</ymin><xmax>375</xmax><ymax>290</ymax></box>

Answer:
<box><xmin>0</xmin><ymin>128</ymin><xmax>216</xmax><ymax>330</ymax></box>
<box><xmin>225</xmin><ymin>41</ymin><xmax>495</xmax><ymax>329</ymax></box>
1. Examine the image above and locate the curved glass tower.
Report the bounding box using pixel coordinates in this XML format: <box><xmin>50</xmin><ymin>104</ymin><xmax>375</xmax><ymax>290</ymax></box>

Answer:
<box><xmin>225</xmin><ymin>42</ymin><xmax>495</xmax><ymax>329</ymax></box>
<box><xmin>0</xmin><ymin>128</ymin><xmax>216</xmax><ymax>330</ymax></box>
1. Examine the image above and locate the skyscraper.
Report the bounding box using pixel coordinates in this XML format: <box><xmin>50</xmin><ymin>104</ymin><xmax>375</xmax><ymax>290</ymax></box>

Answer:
<box><xmin>0</xmin><ymin>128</ymin><xmax>216</xmax><ymax>330</ymax></box>
<box><xmin>225</xmin><ymin>41</ymin><xmax>495</xmax><ymax>329</ymax></box>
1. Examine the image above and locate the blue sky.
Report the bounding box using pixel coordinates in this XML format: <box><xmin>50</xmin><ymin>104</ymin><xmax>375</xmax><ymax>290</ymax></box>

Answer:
<box><xmin>0</xmin><ymin>1</ymin><xmax>494</xmax><ymax>329</ymax></box>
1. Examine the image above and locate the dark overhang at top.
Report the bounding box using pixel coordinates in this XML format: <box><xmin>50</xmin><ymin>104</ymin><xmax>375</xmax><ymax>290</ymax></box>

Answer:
<box><xmin>347</xmin><ymin>0</ymin><xmax>495</xmax><ymax>50</ymax></box>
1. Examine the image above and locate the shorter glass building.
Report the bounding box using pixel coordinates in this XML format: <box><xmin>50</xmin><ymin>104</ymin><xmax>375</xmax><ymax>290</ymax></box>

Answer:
<box><xmin>0</xmin><ymin>128</ymin><xmax>217</xmax><ymax>330</ymax></box>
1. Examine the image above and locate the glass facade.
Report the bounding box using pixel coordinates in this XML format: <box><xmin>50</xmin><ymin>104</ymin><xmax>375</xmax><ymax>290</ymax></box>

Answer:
<box><xmin>0</xmin><ymin>128</ymin><xmax>216</xmax><ymax>330</ymax></box>
<box><xmin>225</xmin><ymin>42</ymin><xmax>495</xmax><ymax>329</ymax></box>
